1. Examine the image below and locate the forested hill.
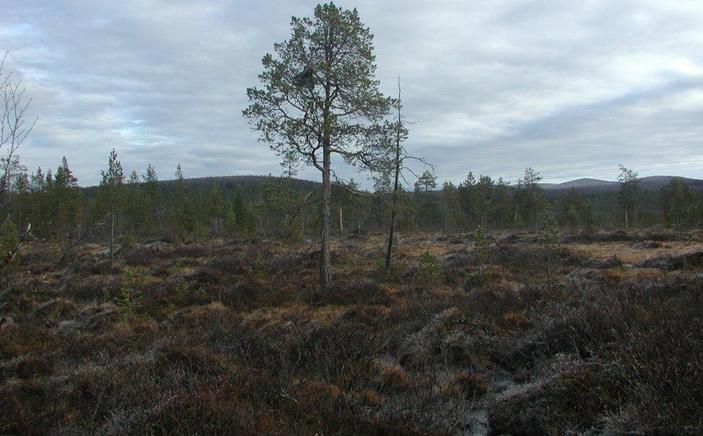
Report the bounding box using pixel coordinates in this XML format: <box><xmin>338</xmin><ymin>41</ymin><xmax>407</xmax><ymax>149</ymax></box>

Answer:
<box><xmin>164</xmin><ymin>174</ymin><xmax>703</xmax><ymax>195</ymax></box>
<box><xmin>540</xmin><ymin>176</ymin><xmax>703</xmax><ymax>194</ymax></box>
<box><xmin>83</xmin><ymin>175</ymin><xmax>320</xmax><ymax>194</ymax></box>
<box><xmin>172</xmin><ymin>175</ymin><xmax>320</xmax><ymax>191</ymax></box>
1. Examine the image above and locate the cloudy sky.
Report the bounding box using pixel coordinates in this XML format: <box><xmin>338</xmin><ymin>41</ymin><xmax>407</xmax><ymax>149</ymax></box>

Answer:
<box><xmin>1</xmin><ymin>0</ymin><xmax>702</xmax><ymax>186</ymax></box>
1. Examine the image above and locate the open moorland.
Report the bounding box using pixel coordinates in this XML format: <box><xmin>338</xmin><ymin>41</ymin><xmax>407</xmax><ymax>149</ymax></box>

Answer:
<box><xmin>1</xmin><ymin>229</ymin><xmax>702</xmax><ymax>435</ymax></box>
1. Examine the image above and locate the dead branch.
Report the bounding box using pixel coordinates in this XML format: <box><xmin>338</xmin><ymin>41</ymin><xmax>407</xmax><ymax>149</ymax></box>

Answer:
<box><xmin>56</xmin><ymin>214</ymin><xmax>109</xmax><ymax>265</ymax></box>
<box><xmin>0</xmin><ymin>223</ymin><xmax>32</xmax><ymax>270</ymax></box>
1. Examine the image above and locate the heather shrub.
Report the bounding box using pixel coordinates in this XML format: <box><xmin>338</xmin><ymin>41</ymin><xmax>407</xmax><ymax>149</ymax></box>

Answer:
<box><xmin>415</xmin><ymin>251</ymin><xmax>442</xmax><ymax>284</ymax></box>
<box><xmin>251</xmin><ymin>252</ymin><xmax>267</xmax><ymax>279</ymax></box>
<box><xmin>114</xmin><ymin>269</ymin><xmax>145</xmax><ymax>316</ymax></box>
<box><xmin>2</xmin><ymin>233</ymin><xmax>702</xmax><ymax>435</ymax></box>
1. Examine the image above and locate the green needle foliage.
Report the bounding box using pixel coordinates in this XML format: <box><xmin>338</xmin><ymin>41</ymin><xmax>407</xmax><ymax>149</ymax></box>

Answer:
<box><xmin>473</xmin><ymin>225</ymin><xmax>490</xmax><ymax>275</ymax></box>
<box><xmin>243</xmin><ymin>3</ymin><xmax>392</xmax><ymax>288</ymax></box>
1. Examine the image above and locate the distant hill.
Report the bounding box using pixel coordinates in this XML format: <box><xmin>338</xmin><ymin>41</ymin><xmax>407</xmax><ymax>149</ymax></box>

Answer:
<box><xmin>541</xmin><ymin>176</ymin><xmax>703</xmax><ymax>193</ymax></box>
<box><xmin>84</xmin><ymin>173</ymin><xmax>703</xmax><ymax>195</ymax></box>
<box><xmin>176</xmin><ymin>175</ymin><xmax>320</xmax><ymax>191</ymax></box>
<box><xmin>84</xmin><ymin>174</ymin><xmax>321</xmax><ymax>193</ymax></box>
<box><xmin>174</xmin><ymin>174</ymin><xmax>703</xmax><ymax>196</ymax></box>
<box><xmin>542</xmin><ymin>178</ymin><xmax>616</xmax><ymax>191</ymax></box>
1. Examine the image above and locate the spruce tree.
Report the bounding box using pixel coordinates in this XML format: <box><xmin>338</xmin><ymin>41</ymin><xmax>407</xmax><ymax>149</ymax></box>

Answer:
<box><xmin>29</xmin><ymin>168</ymin><xmax>47</xmax><ymax>236</ymax></box>
<box><xmin>142</xmin><ymin>163</ymin><xmax>160</xmax><ymax>234</ymax></box>
<box><xmin>205</xmin><ymin>186</ymin><xmax>223</xmax><ymax>236</ymax></box>
<box><xmin>13</xmin><ymin>172</ymin><xmax>29</xmax><ymax>234</ymax></box>
<box><xmin>171</xmin><ymin>164</ymin><xmax>194</xmax><ymax>240</ymax></box>
<box><xmin>97</xmin><ymin>149</ymin><xmax>124</xmax><ymax>266</ymax></box>
<box><xmin>660</xmin><ymin>178</ymin><xmax>696</xmax><ymax>228</ymax></box>
<box><xmin>413</xmin><ymin>170</ymin><xmax>440</xmax><ymax>230</ymax></box>
<box><xmin>563</xmin><ymin>187</ymin><xmax>582</xmax><ymax>234</ymax></box>
<box><xmin>617</xmin><ymin>165</ymin><xmax>639</xmax><ymax>229</ymax></box>
<box><xmin>516</xmin><ymin>167</ymin><xmax>545</xmax><ymax>228</ymax></box>
<box><xmin>441</xmin><ymin>181</ymin><xmax>461</xmax><ymax>234</ymax></box>
<box><xmin>53</xmin><ymin>157</ymin><xmax>79</xmax><ymax>245</ymax></box>
<box><xmin>474</xmin><ymin>176</ymin><xmax>494</xmax><ymax>228</ymax></box>
<box><xmin>232</xmin><ymin>189</ymin><xmax>255</xmax><ymax>236</ymax></box>
<box><xmin>459</xmin><ymin>172</ymin><xmax>477</xmax><ymax>229</ymax></box>
<box><xmin>494</xmin><ymin>177</ymin><xmax>513</xmax><ymax>228</ymax></box>
<box><xmin>125</xmin><ymin>170</ymin><xmax>146</xmax><ymax>237</ymax></box>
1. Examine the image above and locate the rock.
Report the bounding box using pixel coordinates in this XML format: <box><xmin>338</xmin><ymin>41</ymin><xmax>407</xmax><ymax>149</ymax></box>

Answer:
<box><xmin>562</xmin><ymin>230</ymin><xmax>633</xmax><ymax>243</ymax></box>
<box><xmin>85</xmin><ymin>309</ymin><xmax>119</xmax><ymax>330</ymax></box>
<box><xmin>33</xmin><ymin>298</ymin><xmax>61</xmax><ymax>315</ymax></box>
<box><xmin>585</xmin><ymin>255</ymin><xmax>622</xmax><ymax>269</ymax></box>
<box><xmin>498</xmin><ymin>233</ymin><xmax>521</xmax><ymax>244</ymax></box>
<box><xmin>79</xmin><ymin>303</ymin><xmax>120</xmax><ymax>330</ymax></box>
<box><xmin>32</xmin><ymin>298</ymin><xmax>78</xmax><ymax>319</ymax></box>
<box><xmin>638</xmin><ymin>251</ymin><xmax>703</xmax><ymax>270</ymax></box>
<box><xmin>637</xmin><ymin>257</ymin><xmax>672</xmax><ymax>270</ymax></box>
<box><xmin>0</xmin><ymin>316</ymin><xmax>16</xmax><ymax>331</ymax></box>
<box><xmin>55</xmin><ymin>319</ymin><xmax>81</xmax><ymax>335</ymax></box>
<box><xmin>643</xmin><ymin>230</ymin><xmax>686</xmax><ymax>242</ymax></box>
<box><xmin>680</xmin><ymin>251</ymin><xmax>703</xmax><ymax>268</ymax></box>
<box><xmin>490</xmin><ymin>242</ymin><xmax>512</xmax><ymax>258</ymax></box>
<box><xmin>99</xmin><ymin>245</ymin><xmax>122</xmax><ymax>257</ymax></box>
<box><xmin>443</xmin><ymin>252</ymin><xmax>472</xmax><ymax>270</ymax></box>
<box><xmin>441</xmin><ymin>330</ymin><xmax>473</xmax><ymax>365</ymax></box>
<box><xmin>400</xmin><ymin>307</ymin><xmax>465</xmax><ymax>367</ymax></box>
<box><xmin>563</xmin><ymin>269</ymin><xmax>603</xmax><ymax>286</ymax></box>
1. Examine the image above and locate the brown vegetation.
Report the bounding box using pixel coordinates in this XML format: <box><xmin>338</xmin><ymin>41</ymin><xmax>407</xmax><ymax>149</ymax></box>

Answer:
<box><xmin>1</xmin><ymin>230</ymin><xmax>702</xmax><ymax>434</ymax></box>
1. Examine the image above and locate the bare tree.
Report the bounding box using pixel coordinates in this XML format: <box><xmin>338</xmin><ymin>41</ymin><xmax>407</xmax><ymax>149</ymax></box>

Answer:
<box><xmin>0</xmin><ymin>51</ymin><xmax>36</xmax><ymax>202</ymax></box>
<box><xmin>382</xmin><ymin>79</ymin><xmax>430</xmax><ymax>270</ymax></box>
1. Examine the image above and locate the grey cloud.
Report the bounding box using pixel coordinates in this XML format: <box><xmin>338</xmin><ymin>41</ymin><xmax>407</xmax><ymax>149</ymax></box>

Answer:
<box><xmin>0</xmin><ymin>0</ymin><xmax>701</xmax><ymax>185</ymax></box>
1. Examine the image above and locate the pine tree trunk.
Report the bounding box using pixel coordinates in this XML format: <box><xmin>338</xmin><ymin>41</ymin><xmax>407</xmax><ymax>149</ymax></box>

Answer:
<box><xmin>301</xmin><ymin>210</ymin><xmax>305</xmax><ymax>240</ymax></box>
<box><xmin>547</xmin><ymin>253</ymin><xmax>551</xmax><ymax>289</ymax></box>
<box><xmin>109</xmin><ymin>211</ymin><xmax>115</xmax><ymax>267</ymax></box>
<box><xmin>16</xmin><ymin>200</ymin><xmax>22</xmax><ymax>238</ymax></box>
<box><xmin>385</xmin><ymin>209</ymin><xmax>397</xmax><ymax>269</ymax></box>
<box><xmin>338</xmin><ymin>204</ymin><xmax>343</xmax><ymax>235</ymax></box>
<box><xmin>320</xmin><ymin>146</ymin><xmax>332</xmax><ymax>288</ymax></box>
<box><xmin>385</xmin><ymin>134</ymin><xmax>401</xmax><ymax>269</ymax></box>
<box><xmin>385</xmin><ymin>80</ymin><xmax>403</xmax><ymax>270</ymax></box>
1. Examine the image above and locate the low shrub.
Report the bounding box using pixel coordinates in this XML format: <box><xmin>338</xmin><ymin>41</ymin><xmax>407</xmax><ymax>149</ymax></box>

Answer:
<box><xmin>415</xmin><ymin>251</ymin><xmax>442</xmax><ymax>285</ymax></box>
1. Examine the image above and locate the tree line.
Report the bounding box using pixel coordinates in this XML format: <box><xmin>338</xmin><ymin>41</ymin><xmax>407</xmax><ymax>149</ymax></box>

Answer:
<box><xmin>2</xmin><ymin>151</ymin><xmax>701</xmax><ymax>249</ymax></box>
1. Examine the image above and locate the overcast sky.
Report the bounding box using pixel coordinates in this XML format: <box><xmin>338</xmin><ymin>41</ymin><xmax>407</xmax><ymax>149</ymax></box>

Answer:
<box><xmin>1</xmin><ymin>0</ymin><xmax>702</xmax><ymax>186</ymax></box>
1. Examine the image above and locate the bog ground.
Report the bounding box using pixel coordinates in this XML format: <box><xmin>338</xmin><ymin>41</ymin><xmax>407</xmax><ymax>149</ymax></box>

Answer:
<box><xmin>1</xmin><ymin>230</ymin><xmax>702</xmax><ymax>434</ymax></box>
